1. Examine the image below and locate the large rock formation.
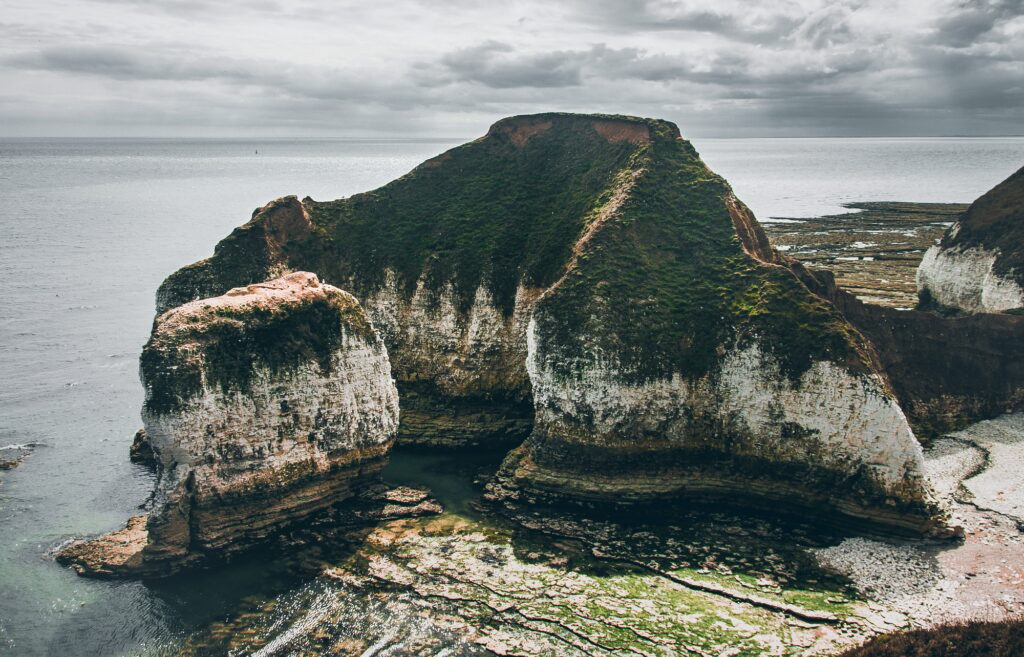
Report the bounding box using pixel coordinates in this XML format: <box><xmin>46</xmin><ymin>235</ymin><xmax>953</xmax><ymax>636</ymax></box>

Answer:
<box><xmin>917</xmin><ymin>166</ymin><xmax>1024</xmax><ymax>314</ymax></box>
<box><xmin>151</xmin><ymin>113</ymin><xmax>940</xmax><ymax>533</ymax></box>
<box><xmin>59</xmin><ymin>272</ymin><xmax>398</xmax><ymax>576</ymax></box>
<box><xmin>802</xmin><ymin>263</ymin><xmax>1024</xmax><ymax>438</ymax></box>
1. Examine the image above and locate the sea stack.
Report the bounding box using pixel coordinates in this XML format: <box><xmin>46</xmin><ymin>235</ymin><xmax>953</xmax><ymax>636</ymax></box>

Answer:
<box><xmin>150</xmin><ymin>113</ymin><xmax>941</xmax><ymax>533</ymax></box>
<box><xmin>917</xmin><ymin>166</ymin><xmax>1024</xmax><ymax>314</ymax></box>
<box><xmin>59</xmin><ymin>272</ymin><xmax>398</xmax><ymax>576</ymax></box>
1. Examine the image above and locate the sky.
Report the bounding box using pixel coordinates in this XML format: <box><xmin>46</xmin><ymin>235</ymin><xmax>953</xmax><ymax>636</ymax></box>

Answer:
<box><xmin>1</xmin><ymin>0</ymin><xmax>1022</xmax><ymax>138</ymax></box>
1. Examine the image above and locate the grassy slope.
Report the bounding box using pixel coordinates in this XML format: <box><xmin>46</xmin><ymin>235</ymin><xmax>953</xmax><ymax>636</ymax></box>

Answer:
<box><xmin>297</xmin><ymin>114</ymin><xmax>641</xmax><ymax>315</ymax></box>
<box><xmin>533</xmin><ymin>119</ymin><xmax>867</xmax><ymax>383</ymax></box>
<box><xmin>939</xmin><ymin>165</ymin><xmax>1024</xmax><ymax>283</ymax></box>
<box><xmin>159</xmin><ymin>113</ymin><xmax>871</xmax><ymax>390</ymax></box>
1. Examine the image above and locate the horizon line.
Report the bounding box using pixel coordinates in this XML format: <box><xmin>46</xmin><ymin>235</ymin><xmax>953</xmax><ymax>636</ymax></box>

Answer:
<box><xmin>2</xmin><ymin>134</ymin><xmax>1023</xmax><ymax>141</ymax></box>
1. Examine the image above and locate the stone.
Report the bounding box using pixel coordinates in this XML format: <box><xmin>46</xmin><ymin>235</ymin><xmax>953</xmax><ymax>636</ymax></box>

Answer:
<box><xmin>917</xmin><ymin>166</ymin><xmax>1024</xmax><ymax>314</ymax></box>
<box><xmin>129</xmin><ymin>428</ymin><xmax>156</xmax><ymax>467</ymax></box>
<box><xmin>58</xmin><ymin>272</ymin><xmax>398</xmax><ymax>576</ymax></box>
<box><xmin>149</xmin><ymin>113</ymin><xmax>941</xmax><ymax>533</ymax></box>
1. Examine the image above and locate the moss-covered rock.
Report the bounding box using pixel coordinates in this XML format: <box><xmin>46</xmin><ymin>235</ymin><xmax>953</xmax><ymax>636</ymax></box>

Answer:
<box><xmin>917</xmin><ymin>166</ymin><xmax>1024</xmax><ymax>314</ymax></box>
<box><xmin>153</xmin><ymin>113</ymin><xmax>940</xmax><ymax>532</ymax></box>
<box><xmin>59</xmin><ymin>272</ymin><xmax>399</xmax><ymax>577</ymax></box>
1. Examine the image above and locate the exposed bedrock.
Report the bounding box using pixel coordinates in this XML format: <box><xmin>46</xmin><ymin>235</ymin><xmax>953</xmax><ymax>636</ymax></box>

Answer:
<box><xmin>151</xmin><ymin>113</ymin><xmax>942</xmax><ymax>533</ymax></box>
<box><xmin>917</xmin><ymin>165</ymin><xmax>1024</xmax><ymax>314</ymax></box>
<box><xmin>59</xmin><ymin>272</ymin><xmax>399</xmax><ymax>577</ymax></box>
<box><xmin>803</xmin><ymin>265</ymin><xmax>1024</xmax><ymax>438</ymax></box>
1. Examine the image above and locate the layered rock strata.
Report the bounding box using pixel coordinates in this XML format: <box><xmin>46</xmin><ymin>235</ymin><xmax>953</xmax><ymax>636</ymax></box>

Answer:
<box><xmin>59</xmin><ymin>272</ymin><xmax>398</xmax><ymax>576</ymax></box>
<box><xmin>151</xmin><ymin>113</ymin><xmax>941</xmax><ymax>533</ymax></box>
<box><xmin>917</xmin><ymin>166</ymin><xmax>1024</xmax><ymax>314</ymax></box>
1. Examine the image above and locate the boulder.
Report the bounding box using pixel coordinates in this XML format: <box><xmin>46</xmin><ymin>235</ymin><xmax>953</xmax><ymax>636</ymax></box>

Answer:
<box><xmin>59</xmin><ymin>272</ymin><xmax>398</xmax><ymax>576</ymax></box>
<box><xmin>129</xmin><ymin>428</ymin><xmax>156</xmax><ymax>467</ymax></box>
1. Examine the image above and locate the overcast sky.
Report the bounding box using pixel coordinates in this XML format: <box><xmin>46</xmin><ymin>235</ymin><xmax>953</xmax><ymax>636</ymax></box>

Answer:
<box><xmin>1</xmin><ymin>0</ymin><xmax>1022</xmax><ymax>137</ymax></box>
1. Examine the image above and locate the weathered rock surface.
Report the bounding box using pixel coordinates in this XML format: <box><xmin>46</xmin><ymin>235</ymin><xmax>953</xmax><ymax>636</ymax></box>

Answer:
<box><xmin>917</xmin><ymin>166</ymin><xmax>1024</xmax><ymax>314</ymax></box>
<box><xmin>801</xmin><ymin>265</ymin><xmax>1024</xmax><ymax>436</ymax></box>
<box><xmin>129</xmin><ymin>428</ymin><xmax>156</xmax><ymax>467</ymax></box>
<box><xmin>59</xmin><ymin>272</ymin><xmax>399</xmax><ymax>576</ymax></box>
<box><xmin>761</xmin><ymin>201</ymin><xmax>1024</xmax><ymax>435</ymax></box>
<box><xmin>151</xmin><ymin>113</ymin><xmax>940</xmax><ymax>533</ymax></box>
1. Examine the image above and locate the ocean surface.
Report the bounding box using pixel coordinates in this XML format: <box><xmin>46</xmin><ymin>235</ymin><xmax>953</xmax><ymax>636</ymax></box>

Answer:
<box><xmin>0</xmin><ymin>135</ymin><xmax>1021</xmax><ymax>656</ymax></box>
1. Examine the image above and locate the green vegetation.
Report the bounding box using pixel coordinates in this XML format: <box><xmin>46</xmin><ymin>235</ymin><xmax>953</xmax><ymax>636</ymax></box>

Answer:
<box><xmin>142</xmin><ymin>292</ymin><xmax>372</xmax><ymax>415</ymax></box>
<box><xmin>302</xmin><ymin>114</ymin><xmax>638</xmax><ymax>314</ymax></box>
<box><xmin>159</xmin><ymin>112</ymin><xmax>871</xmax><ymax>387</ymax></box>
<box><xmin>531</xmin><ymin>117</ymin><xmax>866</xmax><ymax>382</ymax></box>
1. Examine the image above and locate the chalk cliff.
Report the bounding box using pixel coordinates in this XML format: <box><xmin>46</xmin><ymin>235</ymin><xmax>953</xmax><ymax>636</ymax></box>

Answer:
<box><xmin>917</xmin><ymin>166</ymin><xmax>1024</xmax><ymax>314</ymax></box>
<box><xmin>151</xmin><ymin>113</ymin><xmax>940</xmax><ymax>533</ymax></box>
<box><xmin>59</xmin><ymin>272</ymin><xmax>398</xmax><ymax>576</ymax></box>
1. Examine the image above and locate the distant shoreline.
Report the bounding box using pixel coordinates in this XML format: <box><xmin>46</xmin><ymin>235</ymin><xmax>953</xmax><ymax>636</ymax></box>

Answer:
<box><xmin>763</xmin><ymin>201</ymin><xmax>968</xmax><ymax>308</ymax></box>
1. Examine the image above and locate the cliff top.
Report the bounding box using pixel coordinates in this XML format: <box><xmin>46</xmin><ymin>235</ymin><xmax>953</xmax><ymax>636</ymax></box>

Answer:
<box><xmin>482</xmin><ymin>112</ymin><xmax>682</xmax><ymax>146</ymax></box>
<box><xmin>941</xmin><ymin>165</ymin><xmax>1024</xmax><ymax>280</ymax></box>
<box><xmin>143</xmin><ymin>272</ymin><xmax>376</xmax><ymax>414</ymax></box>
<box><xmin>157</xmin><ymin>112</ymin><xmax>870</xmax><ymax>383</ymax></box>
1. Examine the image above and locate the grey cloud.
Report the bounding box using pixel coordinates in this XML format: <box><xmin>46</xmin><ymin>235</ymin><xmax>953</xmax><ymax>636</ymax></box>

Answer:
<box><xmin>7</xmin><ymin>45</ymin><xmax>259</xmax><ymax>82</ymax></box>
<box><xmin>567</xmin><ymin>0</ymin><xmax>801</xmax><ymax>43</ymax></box>
<box><xmin>4</xmin><ymin>44</ymin><xmax>441</xmax><ymax>113</ymax></box>
<box><xmin>435</xmin><ymin>42</ymin><xmax>876</xmax><ymax>92</ymax></box>
<box><xmin>439</xmin><ymin>41</ymin><xmax>586</xmax><ymax>88</ymax></box>
<box><xmin>931</xmin><ymin>0</ymin><xmax>1024</xmax><ymax>48</ymax></box>
<box><xmin>1</xmin><ymin>0</ymin><xmax>1022</xmax><ymax>137</ymax></box>
<box><xmin>789</xmin><ymin>1</ymin><xmax>865</xmax><ymax>49</ymax></box>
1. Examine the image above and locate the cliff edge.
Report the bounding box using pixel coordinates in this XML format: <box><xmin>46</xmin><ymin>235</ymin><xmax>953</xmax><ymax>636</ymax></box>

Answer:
<box><xmin>917</xmin><ymin>166</ymin><xmax>1024</xmax><ymax>314</ymax></box>
<box><xmin>149</xmin><ymin>113</ymin><xmax>942</xmax><ymax>534</ymax></box>
<box><xmin>58</xmin><ymin>272</ymin><xmax>398</xmax><ymax>576</ymax></box>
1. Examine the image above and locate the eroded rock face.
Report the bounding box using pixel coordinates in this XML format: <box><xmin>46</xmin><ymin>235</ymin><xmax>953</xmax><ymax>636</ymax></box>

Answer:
<box><xmin>917</xmin><ymin>166</ymin><xmax>1024</xmax><ymax>314</ymax></box>
<box><xmin>59</xmin><ymin>272</ymin><xmax>398</xmax><ymax>576</ymax></box>
<box><xmin>154</xmin><ymin>114</ymin><xmax>667</xmax><ymax>447</ymax></box>
<box><xmin>150</xmin><ymin>113</ymin><xmax>940</xmax><ymax>533</ymax></box>
<box><xmin>486</xmin><ymin>120</ymin><xmax>937</xmax><ymax>533</ymax></box>
<box><xmin>804</xmin><ymin>266</ymin><xmax>1024</xmax><ymax>437</ymax></box>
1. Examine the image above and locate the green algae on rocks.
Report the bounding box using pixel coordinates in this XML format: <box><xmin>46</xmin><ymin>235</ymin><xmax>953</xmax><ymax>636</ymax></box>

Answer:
<box><xmin>153</xmin><ymin>113</ymin><xmax>943</xmax><ymax>534</ymax></box>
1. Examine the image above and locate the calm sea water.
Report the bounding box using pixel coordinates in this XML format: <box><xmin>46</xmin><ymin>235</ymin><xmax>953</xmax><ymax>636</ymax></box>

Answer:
<box><xmin>1</xmin><ymin>136</ymin><xmax>1021</xmax><ymax>656</ymax></box>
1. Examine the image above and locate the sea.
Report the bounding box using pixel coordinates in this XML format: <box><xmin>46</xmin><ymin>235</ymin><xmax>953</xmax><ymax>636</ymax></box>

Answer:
<box><xmin>1</xmin><ymin>135</ymin><xmax>1022</xmax><ymax>656</ymax></box>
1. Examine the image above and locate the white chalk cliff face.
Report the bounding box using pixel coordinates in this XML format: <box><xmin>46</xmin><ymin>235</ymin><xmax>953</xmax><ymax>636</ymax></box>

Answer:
<box><xmin>59</xmin><ymin>272</ymin><xmax>399</xmax><ymax>576</ymax></box>
<box><xmin>917</xmin><ymin>243</ymin><xmax>1024</xmax><ymax>314</ymax></box>
<box><xmin>492</xmin><ymin>322</ymin><xmax>937</xmax><ymax>535</ymax></box>
<box><xmin>351</xmin><ymin>272</ymin><xmax>540</xmax><ymax>446</ymax></box>
<box><xmin>916</xmin><ymin>165</ymin><xmax>1024</xmax><ymax>315</ymax></box>
<box><xmin>517</xmin><ymin>327</ymin><xmax>928</xmax><ymax>518</ymax></box>
<box><xmin>360</xmin><ymin>271</ymin><xmax>539</xmax><ymax>401</ymax></box>
<box><xmin>146</xmin><ymin>114</ymin><xmax>946</xmax><ymax>533</ymax></box>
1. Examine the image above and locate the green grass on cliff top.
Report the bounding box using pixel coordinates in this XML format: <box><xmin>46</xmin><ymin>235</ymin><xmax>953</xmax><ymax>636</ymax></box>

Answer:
<box><xmin>161</xmin><ymin>112</ymin><xmax>867</xmax><ymax>389</ymax></box>
<box><xmin>142</xmin><ymin>293</ymin><xmax>371</xmax><ymax>415</ymax></box>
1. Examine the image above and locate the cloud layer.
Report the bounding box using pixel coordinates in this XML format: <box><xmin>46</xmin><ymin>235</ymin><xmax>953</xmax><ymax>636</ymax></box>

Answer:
<box><xmin>1</xmin><ymin>0</ymin><xmax>1021</xmax><ymax>136</ymax></box>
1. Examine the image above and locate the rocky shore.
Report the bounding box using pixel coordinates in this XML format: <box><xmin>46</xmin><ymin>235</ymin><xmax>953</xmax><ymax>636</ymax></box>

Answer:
<box><xmin>51</xmin><ymin>113</ymin><xmax>1024</xmax><ymax>654</ymax></box>
<box><xmin>171</xmin><ymin>411</ymin><xmax>1024</xmax><ymax>657</ymax></box>
<box><xmin>763</xmin><ymin>202</ymin><xmax>966</xmax><ymax>308</ymax></box>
